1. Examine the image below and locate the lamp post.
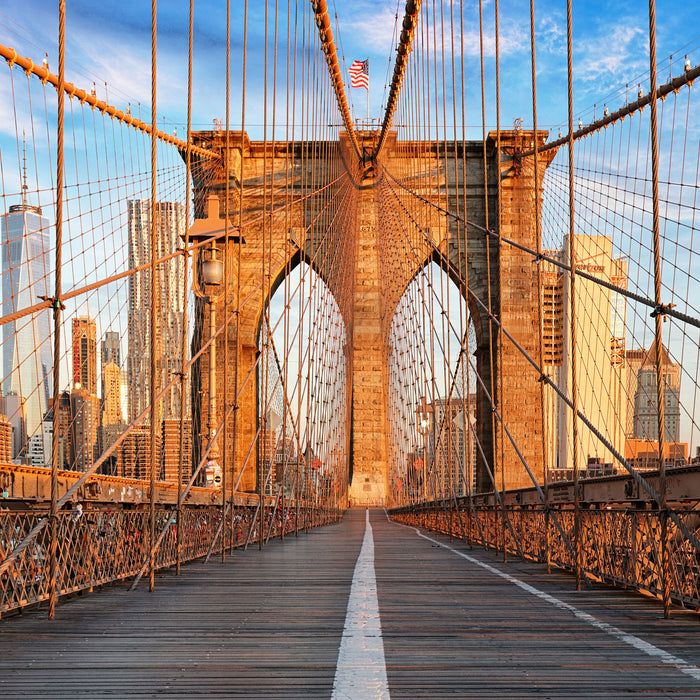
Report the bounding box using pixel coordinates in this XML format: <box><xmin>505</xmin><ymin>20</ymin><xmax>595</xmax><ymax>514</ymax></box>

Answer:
<box><xmin>193</xmin><ymin>240</ymin><xmax>224</xmax><ymax>486</ymax></box>
<box><xmin>416</xmin><ymin>400</ymin><xmax>433</xmax><ymax>503</ymax></box>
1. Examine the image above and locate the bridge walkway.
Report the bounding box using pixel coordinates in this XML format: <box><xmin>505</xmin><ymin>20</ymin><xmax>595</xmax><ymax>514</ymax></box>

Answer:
<box><xmin>0</xmin><ymin>509</ymin><xmax>699</xmax><ymax>698</ymax></box>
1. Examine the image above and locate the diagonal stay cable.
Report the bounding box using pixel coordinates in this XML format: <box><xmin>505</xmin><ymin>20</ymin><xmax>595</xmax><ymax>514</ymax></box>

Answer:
<box><xmin>384</xmin><ymin>169</ymin><xmax>700</xmax><ymax>330</ymax></box>
<box><xmin>376</xmin><ymin>0</ymin><xmax>422</xmax><ymax>157</ymax></box>
<box><xmin>380</xmin><ymin>172</ymin><xmax>591</xmax><ymax>564</ymax></box>
<box><xmin>310</xmin><ymin>0</ymin><xmax>360</xmax><ymax>158</ymax></box>
<box><xmin>383</xmin><ymin>166</ymin><xmax>700</xmax><ymax>548</ymax></box>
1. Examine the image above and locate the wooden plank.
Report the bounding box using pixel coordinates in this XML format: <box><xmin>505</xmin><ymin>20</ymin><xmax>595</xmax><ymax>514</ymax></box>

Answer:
<box><xmin>0</xmin><ymin>517</ymin><xmax>362</xmax><ymax>698</ymax></box>
<box><xmin>374</xmin><ymin>511</ymin><xmax>700</xmax><ymax>697</ymax></box>
<box><xmin>0</xmin><ymin>509</ymin><xmax>698</xmax><ymax>697</ymax></box>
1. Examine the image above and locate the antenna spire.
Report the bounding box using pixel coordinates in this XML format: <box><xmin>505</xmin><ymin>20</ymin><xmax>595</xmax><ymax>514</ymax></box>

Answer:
<box><xmin>21</xmin><ymin>131</ymin><xmax>28</xmax><ymax>207</ymax></box>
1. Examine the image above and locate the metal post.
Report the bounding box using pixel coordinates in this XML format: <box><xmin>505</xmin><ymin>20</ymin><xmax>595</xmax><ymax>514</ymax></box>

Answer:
<box><xmin>566</xmin><ymin>0</ymin><xmax>582</xmax><ymax>590</ymax></box>
<box><xmin>647</xmin><ymin>0</ymin><xmax>670</xmax><ymax>618</ymax></box>
<box><xmin>49</xmin><ymin>0</ymin><xmax>67</xmax><ymax>620</ymax></box>
<box><xmin>208</xmin><ymin>280</ymin><xmax>217</xmax><ymax>465</ymax></box>
<box><xmin>176</xmin><ymin>0</ymin><xmax>195</xmax><ymax>576</ymax></box>
<box><xmin>221</xmin><ymin>0</ymin><xmax>231</xmax><ymax>567</ymax></box>
<box><xmin>528</xmin><ymin>0</ymin><xmax>550</xmax><ymax>576</ymax></box>
<box><xmin>148</xmin><ymin>0</ymin><xmax>158</xmax><ymax>595</ymax></box>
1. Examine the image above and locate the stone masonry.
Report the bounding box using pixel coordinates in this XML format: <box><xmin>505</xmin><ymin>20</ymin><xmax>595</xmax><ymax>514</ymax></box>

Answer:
<box><xmin>186</xmin><ymin>129</ymin><xmax>556</xmax><ymax>504</ymax></box>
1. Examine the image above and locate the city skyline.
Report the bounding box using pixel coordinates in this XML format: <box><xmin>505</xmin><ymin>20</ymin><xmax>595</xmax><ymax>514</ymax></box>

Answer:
<box><xmin>0</xmin><ymin>187</ymin><xmax>695</xmax><ymax>473</ymax></box>
<box><xmin>0</xmin><ymin>4</ymin><xmax>697</xmax><ymax>472</ymax></box>
<box><xmin>0</xmin><ymin>190</ymin><xmax>192</xmax><ymax>472</ymax></box>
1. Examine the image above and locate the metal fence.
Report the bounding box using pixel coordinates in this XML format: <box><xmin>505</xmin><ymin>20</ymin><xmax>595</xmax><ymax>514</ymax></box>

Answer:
<box><xmin>0</xmin><ymin>504</ymin><xmax>341</xmax><ymax>615</ymax></box>
<box><xmin>391</xmin><ymin>503</ymin><xmax>700</xmax><ymax>609</ymax></box>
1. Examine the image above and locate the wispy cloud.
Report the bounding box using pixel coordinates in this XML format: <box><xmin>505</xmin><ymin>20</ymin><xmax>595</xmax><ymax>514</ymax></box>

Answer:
<box><xmin>69</xmin><ymin>40</ymin><xmax>153</xmax><ymax>111</ymax></box>
<box><xmin>0</xmin><ymin>78</ymin><xmax>20</xmax><ymax>140</ymax></box>
<box><xmin>576</xmin><ymin>24</ymin><xmax>647</xmax><ymax>86</ymax></box>
<box><xmin>452</xmin><ymin>20</ymin><xmax>528</xmax><ymax>59</ymax></box>
<box><xmin>537</xmin><ymin>13</ymin><xmax>566</xmax><ymax>55</ymax></box>
<box><xmin>339</xmin><ymin>0</ymin><xmax>527</xmax><ymax>62</ymax></box>
<box><xmin>342</xmin><ymin>6</ymin><xmax>400</xmax><ymax>55</ymax></box>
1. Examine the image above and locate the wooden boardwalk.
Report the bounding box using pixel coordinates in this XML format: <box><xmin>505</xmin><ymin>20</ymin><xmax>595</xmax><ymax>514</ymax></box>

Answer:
<box><xmin>1</xmin><ymin>509</ymin><xmax>700</xmax><ymax>698</ymax></box>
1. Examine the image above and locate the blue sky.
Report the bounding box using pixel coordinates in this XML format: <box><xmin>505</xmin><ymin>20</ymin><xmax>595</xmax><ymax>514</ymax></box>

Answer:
<box><xmin>1</xmin><ymin>2</ymin><xmax>699</xmax><ymax>454</ymax></box>
<box><xmin>2</xmin><ymin>1</ymin><xmax>700</xmax><ymax>139</ymax></box>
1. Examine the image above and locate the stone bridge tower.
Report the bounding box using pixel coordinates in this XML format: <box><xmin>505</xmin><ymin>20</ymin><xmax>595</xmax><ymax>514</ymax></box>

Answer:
<box><xmin>185</xmin><ymin>128</ymin><xmax>556</xmax><ymax>505</ymax></box>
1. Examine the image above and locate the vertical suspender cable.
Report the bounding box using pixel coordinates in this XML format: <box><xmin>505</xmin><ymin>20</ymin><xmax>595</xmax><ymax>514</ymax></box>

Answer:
<box><xmin>48</xmin><ymin>0</ymin><xmax>66</xmax><ymax>620</ymax></box>
<box><xmin>263</xmin><ymin>0</ymin><xmax>279</xmax><ymax>535</ymax></box>
<box><xmin>222</xmin><ymin>0</ymin><xmax>231</xmax><ymax>563</ymax></box>
<box><xmin>566</xmin><ymin>0</ymin><xmax>582</xmax><ymax>590</ymax></box>
<box><xmin>296</xmin><ymin>0</ymin><xmax>306</xmax><ymax>536</ymax></box>
<box><xmin>478</xmin><ymin>0</ymin><xmax>503</xmax><ymax>559</ymax></box>
<box><xmin>176</xmin><ymin>0</ymin><xmax>194</xmax><ymax>578</ymax></box>
<box><xmin>460</xmin><ymin>0</ymin><xmax>477</xmax><ymax>541</ymax></box>
<box><xmin>494</xmin><ymin>0</ymin><xmax>509</xmax><ymax>561</ymax></box>
<box><xmin>647</xmin><ymin>0</ymin><xmax>670</xmax><ymax>619</ymax></box>
<box><xmin>259</xmin><ymin>0</ymin><xmax>269</xmax><ymax>549</ymax></box>
<box><xmin>279</xmin><ymin>0</ymin><xmax>293</xmax><ymax>538</ymax></box>
<box><xmin>268</xmin><ymin>0</ymin><xmax>281</xmax><ymax>531</ymax></box>
<box><xmin>149</xmin><ymin>0</ymin><xmax>158</xmax><ymax>593</ymax></box>
<box><xmin>306</xmin><ymin>18</ymin><xmax>316</xmax><ymax>526</ymax></box>
<box><xmin>528</xmin><ymin>0</ymin><xmax>549</xmax><ymax>571</ymax></box>
<box><xmin>292</xmin><ymin>0</ymin><xmax>300</xmax><ymax>537</ymax></box>
<box><xmin>232</xmin><ymin>0</ymin><xmax>248</xmax><ymax>553</ymax></box>
<box><xmin>447</xmin><ymin>0</ymin><xmax>466</xmax><ymax>536</ymax></box>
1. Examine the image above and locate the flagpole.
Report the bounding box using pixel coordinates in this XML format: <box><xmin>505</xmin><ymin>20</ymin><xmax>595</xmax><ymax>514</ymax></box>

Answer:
<box><xmin>366</xmin><ymin>57</ymin><xmax>369</xmax><ymax>127</ymax></box>
<box><xmin>350</xmin><ymin>59</ymin><xmax>370</xmax><ymax>129</ymax></box>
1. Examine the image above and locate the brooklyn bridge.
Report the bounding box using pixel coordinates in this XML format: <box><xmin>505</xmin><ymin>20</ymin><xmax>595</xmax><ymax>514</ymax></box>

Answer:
<box><xmin>1</xmin><ymin>0</ymin><xmax>700</xmax><ymax>696</ymax></box>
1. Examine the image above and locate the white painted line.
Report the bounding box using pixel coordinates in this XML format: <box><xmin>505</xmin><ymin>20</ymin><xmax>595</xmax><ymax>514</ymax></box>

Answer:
<box><xmin>412</xmin><ymin>527</ymin><xmax>700</xmax><ymax>682</ymax></box>
<box><xmin>332</xmin><ymin>509</ymin><xmax>390</xmax><ymax>700</ymax></box>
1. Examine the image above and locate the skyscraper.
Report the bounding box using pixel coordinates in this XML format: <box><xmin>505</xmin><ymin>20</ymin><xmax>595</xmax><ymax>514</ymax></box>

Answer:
<box><xmin>162</xmin><ymin>417</ymin><xmax>191</xmax><ymax>482</ymax></box>
<box><xmin>100</xmin><ymin>339</ymin><xmax>126</xmax><ymax>474</ymax></box>
<box><xmin>100</xmin><ymin>332</ymin><xmax>123</xmax><ymax>426</ymax></box>
<box><xmin>126</xmin><ymin>200</ymin><xmax>187</xmax><ymax>424</ymax></box>
<box><xmin>55</xmin><ymin>391</ymin><xmax>72</xmax><ymax>470</ymax></box>
<box><xmin>0</xmin><ymin>414</ymin><xmax>12</xmax><ymax>463</ymax></box>
<box><xmin>71</xmin><ymin>389</ymin><xmax>99</xmax><ymax>471</ymax></box>
<box><xmin>631</xmin><ymin>340</ymin><xmax>681</xmax><ymax>442</ymax></box>
<box><xmin>624</xmin><ymin>340</ymin><xmax>685</xmax><ymax>466</ymax></box>
<box><xmin>72</xmin><ymin>317</ymin><xmax>96</xmax><ymax>393</ymax></box>
<box><xmin>1</xmin><ymin>191</ymin><xmax>53</xmax><ymax>459</ymax></box>
<box><xmin>99</xmin><ymin>331</ymin><xmax>125</xmax><ymax>471</ymax></box>
<box><xmin>1</xmin><ymin>392</ymin><xmax>26</xmax><ymax>461</ymax></box>
<box><xmin>101</xmin><ymin>330</ymin><xmax>120</xmax><ymax>366</ymax></box>
<box><xmin>541</xmin><ymin>234</ymin><xmax>628</xmax><ymax>475</ymax></box>
<box><xmin>70</xmin><ymin>317</ymin><xmax>98</xmax><ymax>471</ymax></box>
<box><xmin>429</xmin><ymin>397</ymin><xmax>471</xmax><ymax>497</ymax></box>
<box><xmin>624</xmin><ymin>348</ymin><xmax>646</xmax><ymax>438</ymax></box>
<box><xmin>119</xmin><ymin>424</ymin><xmax>159</xmax><ymax>480</ymax></box>
<box><xmin>101</xmin><ymin>361</ymin><xmax>123</xmax><ymax>426</ymax></box>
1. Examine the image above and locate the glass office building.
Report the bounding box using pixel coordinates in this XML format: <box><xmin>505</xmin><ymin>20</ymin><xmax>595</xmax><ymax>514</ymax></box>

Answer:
<box><xmin>1</xmin><ymin>201</ymin><xmax>53</xmax><ymax>460</ymax></box>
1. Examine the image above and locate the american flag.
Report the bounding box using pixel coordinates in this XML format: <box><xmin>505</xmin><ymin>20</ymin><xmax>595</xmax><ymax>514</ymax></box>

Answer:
<box><xmin>349</xmin><ymin>59</ymin><xmax>369</xmax><ymax>89</ymax></box>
